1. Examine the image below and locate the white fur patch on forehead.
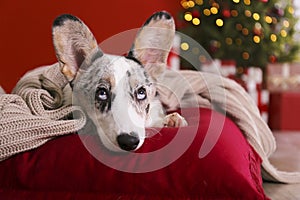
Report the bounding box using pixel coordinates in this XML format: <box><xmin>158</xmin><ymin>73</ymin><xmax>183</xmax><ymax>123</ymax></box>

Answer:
<box><xmin>109</xmin><ymin>57</ymin><xmax>134</xmax><ymax>86</ymax></box>
<box><xmin>105</xmin><ymin>57</ymin><xmax>145</xmax><ymax>87</ymax></box>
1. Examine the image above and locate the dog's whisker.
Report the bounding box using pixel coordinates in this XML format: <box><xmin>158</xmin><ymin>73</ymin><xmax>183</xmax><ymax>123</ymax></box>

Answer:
<box><xmin>145</xmin><ymin>127</ymin><xmax>161</xmax><ymax>138</ymax></box>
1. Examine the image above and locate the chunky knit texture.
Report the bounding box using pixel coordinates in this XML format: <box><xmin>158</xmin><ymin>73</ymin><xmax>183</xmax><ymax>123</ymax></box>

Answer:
<box><xmin>158</xmin><ymin>69</ymin><xmax>300</xmax><ymax>184</ymax></box>
<box><xmin>0</xmin><ymin>64</ymin><xmax>86</xmax><ymax>161</ymax></box>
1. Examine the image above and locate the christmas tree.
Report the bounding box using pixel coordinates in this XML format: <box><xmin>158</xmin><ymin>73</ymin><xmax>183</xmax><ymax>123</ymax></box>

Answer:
<box><xmin>177</xmin><ymin>0</ymin><xmax>300</xmax><ymax>70</ymax></box>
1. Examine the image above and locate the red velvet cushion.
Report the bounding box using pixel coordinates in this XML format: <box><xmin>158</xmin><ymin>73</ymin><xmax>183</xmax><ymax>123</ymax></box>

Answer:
<box><xmin>0</xmin><ymin>108</ymin><xmax>268</xmax><ymax>199</ymax></box>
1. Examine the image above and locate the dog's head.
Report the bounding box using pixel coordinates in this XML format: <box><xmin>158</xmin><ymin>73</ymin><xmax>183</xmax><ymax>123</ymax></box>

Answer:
<box><xmin>52</xmin><ymin>12</ymin><xmax>175</xmax><ymax>151</ymax></box>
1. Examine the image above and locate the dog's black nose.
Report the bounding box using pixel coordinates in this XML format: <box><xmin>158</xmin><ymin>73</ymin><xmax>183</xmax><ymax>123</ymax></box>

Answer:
<box><xmin>117</xmin><ymin>132</ymin><xmax>140</xmax><ymax>151</ymax></box>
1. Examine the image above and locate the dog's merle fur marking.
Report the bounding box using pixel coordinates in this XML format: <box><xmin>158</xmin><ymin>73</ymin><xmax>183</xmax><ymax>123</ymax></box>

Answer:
<box><xmin>81</xmin><ymin>50</ymin><xmax>104</xmax><ymax>70</ymax></box>
<box><xmin>95</xmin><ymin>80</ymin><xmax>115</xmax><ymax>113</ymax></box>
<box><xmin>51</xmin><ymin>11</ymin><xmax>187</xmax><ymax>152</ymax></box>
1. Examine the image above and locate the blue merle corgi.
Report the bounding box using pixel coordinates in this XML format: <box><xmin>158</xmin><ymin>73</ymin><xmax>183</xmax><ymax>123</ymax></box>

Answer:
<box><xmin>52</xmin><ymin>11</ymin><xmax>187</xmax><ymax>152</ymax></box>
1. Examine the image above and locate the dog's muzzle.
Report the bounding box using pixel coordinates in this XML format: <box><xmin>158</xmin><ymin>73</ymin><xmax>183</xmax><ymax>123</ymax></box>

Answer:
<box><xmin>117</xmin><ymin>132</ymin><xmax>140</xmax><ymax>151</ymax></box>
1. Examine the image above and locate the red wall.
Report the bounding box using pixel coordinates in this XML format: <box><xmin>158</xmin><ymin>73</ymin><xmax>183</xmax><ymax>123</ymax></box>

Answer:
<box><xmin>0</xmin><ymin>1</ymin><xmax>181</xmax><ymax>92</ymax></box>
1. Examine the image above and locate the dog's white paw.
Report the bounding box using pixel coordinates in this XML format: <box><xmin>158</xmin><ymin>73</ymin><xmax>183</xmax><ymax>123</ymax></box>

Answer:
<box><xmin>163</xmin><ymin>112</ymin><xmax>188</xmax><ymax>127</ymax></box>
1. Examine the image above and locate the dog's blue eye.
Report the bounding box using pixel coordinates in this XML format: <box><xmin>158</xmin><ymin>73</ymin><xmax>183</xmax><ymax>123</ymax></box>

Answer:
<box><xmin>96</xmin><ymin>88</ymin><xmax>108</xmax><ymax>101</ymax></box>
<box><xmin>136</xmin><ymin>87</ymin><xmax>147</xmax><ymax>100</ymax></box>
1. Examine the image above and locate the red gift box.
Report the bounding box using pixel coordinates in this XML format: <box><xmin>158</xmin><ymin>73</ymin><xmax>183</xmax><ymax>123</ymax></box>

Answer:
<box><xmin>267</xmin><ymin>63</ymin><xmax>300</xmax><ymax>92</ymax></box>
<box><xmin>268</xmin><ymin>92</ymin><xmax>300</xmax><ymax>130</ymax></box>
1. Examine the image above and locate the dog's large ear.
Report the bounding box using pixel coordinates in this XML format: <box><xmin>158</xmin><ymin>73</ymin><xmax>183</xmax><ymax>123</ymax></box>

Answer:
<box><xmin>52</xmin><ymin>14</ymin><xmax>103</xmax><ymax>81</ymax></box>
<box><xmin>128</xmin><ymin>11</ymin><xmax>175</xmax><ymax>81</ymax></box>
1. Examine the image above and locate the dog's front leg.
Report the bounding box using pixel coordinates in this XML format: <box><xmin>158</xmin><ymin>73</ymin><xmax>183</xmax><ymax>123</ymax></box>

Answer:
<box><xmin>147</xmin><ymin>99</ymin><xmax>188</xmax><ymax>128</ymax></box>
<box><xmin>163</xmin><ymin>112</ymin><xmax>188</xmax><ymax>127</ymax></box>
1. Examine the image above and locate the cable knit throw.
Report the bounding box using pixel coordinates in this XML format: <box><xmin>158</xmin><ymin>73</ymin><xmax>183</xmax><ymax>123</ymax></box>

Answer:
<box><xmin>157</xmin><ymin>70</ymin><xmax>300</xmax><ymax>184</ymax></box>
<box><xmin>0</xmin><ymin>64</ymin><xmax>86</xmax><ymax>161</ymax></box>
<box><xmin>1</xmin><ymin>64</ymin><xmax>300</xmax><ymax>184</ymax></box>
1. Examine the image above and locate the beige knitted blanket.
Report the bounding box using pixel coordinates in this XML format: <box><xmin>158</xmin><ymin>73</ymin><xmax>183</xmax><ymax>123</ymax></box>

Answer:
<box><xmin>157</xmin><ymin>69</ymin><xmax>300</xmax><ymax>183</ymax></box>
<box><xmin>1</xmin><ymin>64</ymin><xmax>300</xmax><ymax>183</ymax></box>
<box><xmin>0</xmin><ymin>64</ymin><xmax>86</xmax><ymax>161</ymax></box>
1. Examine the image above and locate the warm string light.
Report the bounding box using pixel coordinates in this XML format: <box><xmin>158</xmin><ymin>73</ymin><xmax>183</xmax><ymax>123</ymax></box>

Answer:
<box><xmin>280</xmin><ymin>30</ymin><xmax>287</xmax><ymax>37</ymax></box>
<box><xmin>210</xmin><ymin>7</ymin><xmax>218</xmax><ymax>14</ymax></box>
<box><xmin>236</xmin><ymin>23</ymin><xmax>243</xmax><ymax>31</ymax></box>
<box><xmin>183</xmin><ymin>11</ymin><xmax>201</xmax><ymax>25</ymax></box>
<box><xmin>180</xmin><ymin>40</ymin><xmax>209</xmax><ymax>63</ymax></box>
<box><xmin>188</xmin><ymin>1</ymin><xmax>195</xmax><ymax>8</ymax></box>
<box><xmin>236</xmin><ymin>38</ymin><xmax>242</xmax><ymax>45</ymax></box>
<box><xmin>252</xmin><ymin>13</ymin><xmax>260</xmax><ymax>21</ymax></box>
<box><xmin>288</xmin><ymin>6</ymin><xmax>294</xmax><ymax>14</ymax></box>
<box><xmin>245</xmin><ymin>10</ymin><xmax>252</xmax><ymax>17</ymax></box>
<box><xmin>226</xmin><ymin>37</ymin><xmax>233</xmax><ymax>45</ymax></box>
<box><xmin>253</xmin><ymin>35</ymin><xmax>261</xmax><ymax>43</ymax></box>
<box><xmin>181</xmin><ymin>42</ymin><xmax>189</xmax><ymax>51</ymax></box>
<box><xmin>237</xmin><ymin>67</ymin><xmax>244</xmax><ymax>74</ymax></box>
<box><xmin>182</xmin><ymin>1</ymin><xmax>251</xmax><ymax>29</ymax></box>
<box><xmin>270</xmin><ymin>34</ymin><xmax>277</xmax><ymax>42</ymax></box>
<box><xmin>272</xmin><ymin>17</ymin><xmax>278</xmax><ymax>24</ymax></box>
<box><xmin>265</xmin><ymin>16</ymin><xmax>272</xmax><ymax>24</ymax></box>
<box><xmin>242</xmin><ymin>52</ymin><xmax>250</xmax><ymax>60</ymax></box>
<box><xmin>184</xmin><ymin>12</ymin><xmax>193</xmax><ymax>21</ymax></box>
<box><xmin>210</xmin><ymin>40</ymin><xmax>221</xmax><ymax>48</ymax></box>
<box><xmin>192</xmin><ymin>18</ymin><xmax>201</xmax><ymax>25</ymax></box>
<box><xmin>180</xmin><ymin>0</ymin><xmax>295</xmax><ymax>64</ymax></box>
<box><xmin>216</xmin><ymin>18</ymin><xmax>224</xmax><ymax>27</ymax></box>
<box><xmin>181</xmin><ymin>0</ymin><xmax>195</xmax><ymax>9</ymax></box>
<box><xmin>195</xmin><ymin>0</ymin><xmax>203</xmax><ymax>6</ymax></box>
<box><xmin>255</xmin><ymin>22</ymin><xmax>262</xmax><ymax>30</ymax></box>
<box><xmin>231</xmin><ymin>10</ymin><xmax>239</xmax><ymax>17</ymax></box>
<box><xmin>243</xmin><ymin>0</ymin><xmax>251</xmax><ymax>6</ymax></box>
<box><xmin>242</xmin><ymin>28</ymin><xmax>249</xmax><ymax>35</ymax></box>
<box><xmin>203</xmin><ymin>9</ymin><xmax>211</xmax><ymax>16</ymax></box>
<box><xmin>283</xmin><ymin>20</ymin><xmax>290</xmax><ymax>28</ymax></box>
<box><xmin>199</xmin><ymin>55</ymin><xmax>207</xmax><ymax>63</ymax></box>
<box><xmin>181</xmin><ymin>0</ymin><xmax>189</xmax><ymax>9</ymax></box>
<box><xmin>212</xmin><ymin>2</ymin><xmax>220</xmax><ymax>9</ymax></box>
